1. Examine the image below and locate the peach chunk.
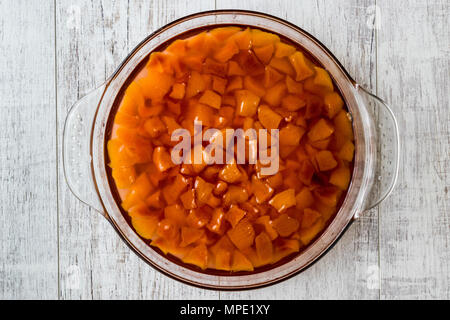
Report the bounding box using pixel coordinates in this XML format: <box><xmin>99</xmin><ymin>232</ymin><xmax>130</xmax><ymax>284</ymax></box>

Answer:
<box><xmin>227</xmin><ymin>218</ymin><xmax>256</xmax><ymax>250</ymax></box>
<box><xmin>235</xmin><ymin>89</ymin><xmax>261</xmax><ymax>117</ymax></box>
<box><xmin>308</xmin><ymin>118</ymin><xmax>335</xmax><ymax>142</ymax></box>
<box><xmin>315</xmin><ymin>150</ymin><xmax>338</xmax><ymax>171</ymax></box>
<box><xmin>199</xmin><ymin>89</ymin><xmax>222</xmax><ymax>110</ymax></box>
<box><xmin>273</xmin><ymin>214</ymin><xmax>300</xmax><ymax>237</ymax></box>
<box><xmin>329</xmin><ymin>166</ymin><xmax>351</xmax><ymax>190</ymax></box>
<box><xmin>258</xmin><ymin>104</ymin><xmax>282</xmax><ymax>129</ymax></box>
<box><xmin>183</xmin><ymin>244</ymin><xmax>208</xmax><ymax>269</ymax></box>
<box><xmin>153</xmin><ymin>146</ymin><xmax>175</xmax><ymax>172</ymax></box>
<box><xmin>289</xmin><ymin>51</ymin><xmax>314</xmax><ymax>81</ymax></box>
<box><xmin>255</xmin><ymin>232</ymin><xmax>273</xmax><ymax>264</ymax></box>
<box><xmin>231</xmin><ymin>250</ymin><xmax>254</xmax><ymax>272</ymax></box>
<box><xmin>269</xmin><ymin>189</ymin><xmax>296</xmax><ymax>212</ymax></box>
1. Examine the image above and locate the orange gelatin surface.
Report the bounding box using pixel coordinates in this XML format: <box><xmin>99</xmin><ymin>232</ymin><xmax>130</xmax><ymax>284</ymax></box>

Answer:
<box><xmin>107</xmin><ymin>26</ymin><xmax>355</xmax><ymax>272</ymax></box>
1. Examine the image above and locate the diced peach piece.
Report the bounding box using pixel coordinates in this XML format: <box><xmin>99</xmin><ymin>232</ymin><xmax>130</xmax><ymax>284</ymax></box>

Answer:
<box><xmin>285</xmin><ymin>76</ymin><xmax>303</xmax><ymax>94</ymax></box>
<box><xmin>186</xmin><ymin>208</ymin><xmax>212</xmax><ymax>229</ymax></box>
<box><xmin>273</xmin><ymin>214</ymin><xmax>300</xmax><ymax>237</ymax></box>
<box><xmin>194</xmin><ymin>176</ymin><xmax>214</xmax><ymax>204</ymax></box>
<box><xmin>199</xmin><ymin>89</ymin><xmax>222</xmax><ymax>110</ymax></box>
<box><xmin>230</xmin><ymin>28</ymin><xmax>252</xmax><ymax>50</ymax></box>
<box><xmin>146</xmin><ymin>190</ymin><xmax>164</xmax><ymax>209</ymax></box>
<box><xmin>209</xmin><ymin>26</ymin><xmax>241</xmax><ymax>41</ymax></box>
<box><xmin>215</xmin><ymin>249</ymin><xmax>232</xmax><ymax>271</ymax></box>
<box><xmin>121</xmin><ymin>173</ymin><xmax>154</xmax><ymax>210</ymax></box>
<box><xmin>225</xmin><ymin>205</ymin><xmax>247</xmax><ymax>228</ymax></box>
<box><xmin>203</xmin><ymin>57</ymin><xmax>228</xmax><ymax>77</ymax></box>
<box><xmin>275</xmin><ymin>42</ymin><xmax>296</xmax><ymax>58</ymax></box>
<box><xmin>309</xmin><ymin>137</ymin><xmax>331</xmax><ymax>150</ymax></box>
<box><xmin>169</xmin><ymin>82</ymin><xmax>186</xmax><ymax>100</ymax></box>
<box><xmin>255</xmin><ymin>232</ymin><xmax>273</xmax><ymax>264</ymax></box>
<box><xmin>263</xmin><ymin>81</ymin><xmax>287</xmax><ymax>106</ymax></box>
<box><xmin>183</xmin><ymin>244</ymin><xmax>208</xmax><ymax>269</ymax></box>
<box><xmin>212</xmin><ymin>76</ymin><xmax>227</xmax><ymax>95</ymax></box>
<box><xmin>227</xmin><ymin>218</ymin><xmax>255</xmax><ymax>250</ymax></box>
<box><xmin>338</xmin><ymin>140</ymin><xmax>355</xmax><ymax>161</ymax></box>
<box><xmin>136</xmin><ymin>69</ymin><xmax>174</xmax><ymax>100</ymax></box>
<box><xmin>274</xmin><ymin>239</ymin><xmax>301</xmax><ymax>261</ymax></box>
<box><xmin>213</xmin><ymin>39</ymin><xmax>239</xmax><ymax>63</ymax></box>
<box><xmin>329</xmin><ymin>166</ymin><xmax>351</xmax><ymax>190</ymax></box>
<box><xmin>156</xmin><ymin>218</ymin><xmax>179</xmax><ymax>242</ymax></box>
<box><xmin>180</xmin><ymin>188</ymin><xmax>197</xmax><ymax>210</ymax></box>
<box><xmin>313</xmin><ymin>67</ymin><xmax>334</xmax><ymax>91</ymax></box>
<box><xmin>254</xmin><ymin>44</ymin><xmax>274</xmax><ymax>64</ymax></box>
<box><xmin>299</xmin><ymin>218</ymin><xmax>324</xmax><ymax>246</ymax></box>
<box><xmin>153</xmin><ymin>146</ymin><xmax>175</xmax><ymax>172</ymax></box>
<box><xmin>131</xmin><ymin>215</ymin><xmax>159</xmax><ymax>239</ymax></box>
<box><xmin>214</xmin><ymin>181</ymin><xmax>228</xmax><ymax>196</ymax></box>
<box><xmin>269</xmin><ymin>57</ymin><xmax>295</xmax><ymax>77</ymax></box>
<box><xmin>289</xmin><ymin>51</ymin><xmax>314</xmax><ymax>81</ymax></box>
<box><xmin>301</xmin><ymin>208</ymin><xmax>321</xmax><ymax>229</ymax></box>
<box><xmin>281</xmin><ymin>95</ymin><xmax>306</xmax><ymax>111</ymax></box>
<box><xmin>207</xmin><ymin>208</ymin><xmax>226</xmax><ymax>234</ymax></box>
<box><xmin>164</xmin><ymin>203</ymin><xmax>187</xmax><ymax>225</ymax></box>
<box><xmin>219</xmin><ymin>161</ymin><xmax>243</xmax><ymax>183</ymax></box>
<box><xmin>162</xmin><ymin>115</ymin><xmax>181</xmax><ymax>135</ymax></box>
<box><xmin>252</xmin><ymin>175</ymin><xmax>274</xmax><ymax>204</ymax></box>
<box><xmin>308</xmin><ymin>118</ymin><xmax>335</xmax><ymax>142</ymax></box>
<box><xmin>222</xmin><ymin>186</ymin><xmax>249</xmax><ymax>208</ymax></box>
<box><xmin>315</xmin><ymin>150</ymin><xmax>338</xmax><ymax>171</ymax></box>
<box><xmin>186</xmin><ymin>71</ymin><xmax>206</xmax><ymax>98</ymax></box>
<box><xmin>295</xmin><ymin>188</ymin><xmax>315</xmax><ymax>211</ymax></box>
<box><xmin>236</xmin><ymin>50</ymin><xmax>265</xmax><ymax>76</ymax></box>
<box><xmin>298</xmin><ymin>159</ymin><xmax>315</xmax><ymax>185</ymax></box>
<box><xmin>324</xmin><ymin>92</ymin><xmax>344</xmax><ymax>118</ymax></box>
<box><xmin>228</xmin><ymin>60</ymin><xmax>245</xmax><ymax>76</ymax></box>
<box><xmin>334</xmin><ymin>110</ymin><xmax>354</xmax><ymax>140</ymax></box>
<box><xmin>269</xmin><ymin>189</ymin><xmax>296</xmax><ymax>212</ymax></box>
<box><xmin>257</xmin><ymin>104</ymin><xmax>282</xmax><ymax>130</ymax></box>
<box><xmin>111</xmin><ymin>166</ymin><xmax>136</xmax><ymax>189</ymax></box>
<box><xmin>114</xmin><ymin>112</ymin><xmax>140</xmax><ymax>128</ymax></box>
<box><xmin>254</xmin><ymin>216</ymin><xmax>278</xmax><ymax>240</ymax></box>
<box><xmin>251</xmin><ymin>29</ymin><xmax>280</xmax><ymax>47</ymax></box>
<box><xmin>314</xmin><ymin>186</ymin><xmax>341</xmax><ymax>207</ymax></box>
<box><xmin>225</xmin><ymin>76</ymin><xmax>243</xmax><ymax>93</ymax></box>
<box><xmin>163</xmin><ymin>174</ymin><xmax>189</xmax><ymax>205</ymax></box>
<box><xmin>144</xmin><ymin>116</ymin><xmax>166</xmax><ymax>138</ymax></box>
<box><xmin>231</xmin><ymin>250</ymin><xmax>254</xmax><ymax>272</ymax></box>
<box><xmin>180</xmin><ymin>227</ymin><xmax>205</xmax><ymax>247</ymax></box>
<box><xmin>279</xmin><ymin>124</ymin><xmax>305</xmax><ymax>146</ymax></box>
<box><xmin>235</xmin><ymin>89</ymin><xmax>260</xmax><ymax>117</ymax></box>
<box><xmin>243</xmin><ymin>76</ymin><xmax>266</xmax><ymax>97</ymax></box>
<box><xmin>264</xmin><ymin>66</ymin><xmax>284</xmax><ymax>88</ymax></box>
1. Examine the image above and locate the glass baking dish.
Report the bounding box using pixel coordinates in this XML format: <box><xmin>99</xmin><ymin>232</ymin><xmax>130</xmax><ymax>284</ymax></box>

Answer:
<box><xmin>63</xmin><ymin>10</ymin><xmax>399</xmax><ymax>290</ymax></box>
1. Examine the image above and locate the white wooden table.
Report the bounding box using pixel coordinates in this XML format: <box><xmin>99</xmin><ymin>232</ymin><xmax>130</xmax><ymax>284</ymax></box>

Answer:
<box><xmin>1</xmin><ymin>0</ymin><xmax>448</xmax><ymax>300</ymax></box>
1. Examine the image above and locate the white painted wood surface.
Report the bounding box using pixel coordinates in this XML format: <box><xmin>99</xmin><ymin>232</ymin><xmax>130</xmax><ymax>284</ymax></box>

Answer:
<box><xmin>0</xmin><ymin>0</ymin><xmax>448</xmax><ymax>299</ymax></box>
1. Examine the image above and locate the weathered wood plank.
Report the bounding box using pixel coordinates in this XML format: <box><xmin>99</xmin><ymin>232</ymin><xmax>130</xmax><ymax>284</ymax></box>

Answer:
<box><xmin>215</xmin><ymin>0</ymin><xmax>379</xmax><ymax>300</ymax></box>
<box><xmin>56</xmin><ymin>0</ymin><xmax>216</xmax><ymax>300</ymax></box>
<box><xmin>0</xmin><ymin>0</ymin><xmax>58</xmax><ymax>299</ymax></box>
<box><xmin>377</xmin><ymin>0</ymin><xmax>450</xmax><ymax>299</ymax></box>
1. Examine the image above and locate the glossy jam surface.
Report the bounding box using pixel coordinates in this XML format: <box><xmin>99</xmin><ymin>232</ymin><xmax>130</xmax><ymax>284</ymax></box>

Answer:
<box><xmin>107</xmin><ymin>26</ymin><xmax>354</xmax><ymax>272</ymax></box>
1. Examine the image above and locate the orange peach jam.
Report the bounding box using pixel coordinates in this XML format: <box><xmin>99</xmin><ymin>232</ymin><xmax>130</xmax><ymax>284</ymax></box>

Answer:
<box><xmin>107</xmin><ymin>26</ymin><xmax>354</xmax><ymax>272</ymax></box>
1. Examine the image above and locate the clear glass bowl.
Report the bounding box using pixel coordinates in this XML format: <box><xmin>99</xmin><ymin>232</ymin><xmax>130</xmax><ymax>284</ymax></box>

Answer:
<box><xmin>63</xmin><ymin>10</ymin><xmax>399</xmax><ymax>290</ymax></box>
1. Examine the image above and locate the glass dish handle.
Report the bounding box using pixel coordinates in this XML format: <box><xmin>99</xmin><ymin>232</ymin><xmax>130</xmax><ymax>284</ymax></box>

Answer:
<box><xmin>356</xmin><ymin>85</ymin><xmax>400</xmax><ymax>213</ymax></box>
<box><xmin>63</xmin><ymin>84</ymin><xmax>107</xmax><ymax>216</ymax></box>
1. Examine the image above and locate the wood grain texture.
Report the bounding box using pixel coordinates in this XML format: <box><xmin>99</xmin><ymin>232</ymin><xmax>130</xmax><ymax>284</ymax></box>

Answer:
<box><xmin>0</xmin><ymin>0</ymin><xmax>58</xmax><ymax>299</ymax></box>
<box><xmin>55</xmin><ymin>0</ymin><xmax>216</xmax><ymax>300</ymax></box>
<box><xmin>377</xmin><ymin>0</ymin><xmax>450</xmax><ymax>299</ymax></box>
<box><xmin>1</xmin><ymin>0</ymin><xmax>449</xmax><ymax>300</ymax></box>
<box><xmin>215</xmin><ymin>0</ymin><xmax>379</xmax><ymax>300</ymax></box>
